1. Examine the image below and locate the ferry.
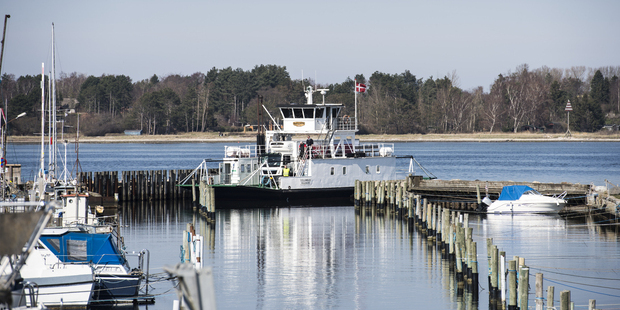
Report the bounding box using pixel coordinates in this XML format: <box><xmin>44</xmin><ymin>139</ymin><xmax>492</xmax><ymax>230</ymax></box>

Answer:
<box><xmin>185</xmin><ymin>86</ymin><xmax>430</xmax><ymax>208</ymax></box>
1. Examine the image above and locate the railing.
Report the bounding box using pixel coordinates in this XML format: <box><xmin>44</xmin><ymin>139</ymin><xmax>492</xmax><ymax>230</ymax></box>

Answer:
<box><xmin>336</xmin><ymin>116</ymin><xmax>356</xmax><ymax>131</ymax></box>
<box><xmin>224</xmin><ymin>145</ymin><xmax>256</xmax><ymax>158</ymax></box>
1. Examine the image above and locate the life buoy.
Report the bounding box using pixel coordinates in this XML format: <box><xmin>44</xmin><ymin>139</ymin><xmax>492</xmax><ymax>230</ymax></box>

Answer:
<box><xmin>343</xmin><ymin>115</ymin><xmax>350</xmax><ymax>124</ymax></box>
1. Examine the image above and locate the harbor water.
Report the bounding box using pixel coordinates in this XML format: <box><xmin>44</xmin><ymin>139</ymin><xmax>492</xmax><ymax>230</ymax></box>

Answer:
<box><xmin>6</xmin><ymin>142</ymin><xmax>620</xmax><ymax>309</ymax></box>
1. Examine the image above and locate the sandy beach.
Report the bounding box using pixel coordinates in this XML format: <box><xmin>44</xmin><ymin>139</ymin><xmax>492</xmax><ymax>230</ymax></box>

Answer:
<box><xmin>7</xmin><ymin>131</ymin><xmax>620</xmax><ymax>144</ymax></box>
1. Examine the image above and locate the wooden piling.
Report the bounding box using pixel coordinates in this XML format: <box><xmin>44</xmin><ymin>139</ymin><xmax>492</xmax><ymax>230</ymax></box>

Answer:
<box><xmin>518</xmin><ymin>267</ymin><xmax>529</xmax><ymax>310</ymax></box>
<box><xmin>560</xmin><ymin>290</ymin><xmax>570</xmax><ymax>310</ymax></box>
<box><xmin>508</xmin><ymin>260</ymin><xmax>517</xmax><ymax>310</ymax></box>
<box><xmin>536</xmin><ymin>273</ymin><xmax>543</xmax><ymax>310</ymax></box>
<box><xmin>548</xmin><ymin>286</ymin><xmax>555</xmax><ymax>310</ymax></box>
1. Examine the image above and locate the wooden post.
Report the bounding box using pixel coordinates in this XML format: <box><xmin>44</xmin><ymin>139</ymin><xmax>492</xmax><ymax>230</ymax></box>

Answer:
<box><xmin>548</xmin><ymin>286</ymin><xmax>555</xmax><ymax>310</ymax></box>
<box><xmin>536</xmin><ymin>273</ymin><xmax>543</xmax><ymax>310</ymax></box>
<box><xmin>560</xmin><ymin>290</ymin><xmax>570</xmax><ymax>310</ymax></box>
<box><xmin>508</xmin><ymin>260</ymin><xmax>517</xmax><ymax>310</ymax></box>
<box><xmin>491</xmin><ymin>245</ymin><xmax>498</xmax><ymax>292</ymax></box>
<box><xmin>588</xmin><ymin>299</ymin><xmax>596</xmax><ymax>310</ymax></box>
<box><xmin>519</xmin><ymin>267</ymin><xmax>529</xmax><ymax>310</ymax></box>
<box><xmin>191</xmin><ymin>178</ymin><xmax>196</xmax><ymax>202</ymax></box>
<box><xmin>471</xmin><ymin>241</ymin><xmax>478</xmax><ymax>301</ymax></box>
<box><xmin>500</xmin><ymin>251</ymin><xmax>506</xmax><ymax>305</ymax></box>
<box><xmin>354</xmin><ymin>180</ymin><xmax>360</xmax><ymax>207</ymax></box>
<box><xmin>209</xmin><ymin>186</ymin><xmax>215</xmax><ymax>220</ymax></box>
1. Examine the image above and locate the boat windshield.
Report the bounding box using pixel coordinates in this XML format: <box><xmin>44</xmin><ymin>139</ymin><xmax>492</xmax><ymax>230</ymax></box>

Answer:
<box><xmin>523</xmin><ymin>189</ymin><xmax>541</xmax><ymax>195</ymax></box>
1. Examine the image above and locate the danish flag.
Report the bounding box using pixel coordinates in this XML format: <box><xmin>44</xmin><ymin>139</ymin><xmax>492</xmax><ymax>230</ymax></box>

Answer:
<box><xmin>355</xmin><ymin>82</ymin><xmax>367</xmax><ymax>93</ymax></box>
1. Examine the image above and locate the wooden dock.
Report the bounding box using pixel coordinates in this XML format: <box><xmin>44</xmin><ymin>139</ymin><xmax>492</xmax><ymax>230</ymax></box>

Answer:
<box><xmin>354</xmin><ymin>176</ymin><xmax>618</xmax><ymax>219</ymax></box>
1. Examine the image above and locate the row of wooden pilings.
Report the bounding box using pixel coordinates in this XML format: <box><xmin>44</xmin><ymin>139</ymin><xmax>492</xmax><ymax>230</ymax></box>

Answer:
<box><xmin>77</xmin><ymin>169</ymin><xmax>197</xmax><ymax>202</ymax></box>
<box><xmin>354</xmin><ymin>179</ymin><xmax>480</xmax><ymax>301</ymax></box>
<box><xmin>486</xmin><ymin>239</ymin><xmax>604</xmax><ymax>310</ymax></box>
<box><xmin>355</xmin><ymin>179</ymin><xmax>605</xmax><ymax>310</ymax></box>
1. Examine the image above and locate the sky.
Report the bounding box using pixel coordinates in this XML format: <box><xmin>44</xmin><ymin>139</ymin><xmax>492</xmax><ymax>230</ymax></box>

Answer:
<box><xmin>1</xmin><ymin>0</ymin><xmax>619</xmax><ymax>92</ymax></box>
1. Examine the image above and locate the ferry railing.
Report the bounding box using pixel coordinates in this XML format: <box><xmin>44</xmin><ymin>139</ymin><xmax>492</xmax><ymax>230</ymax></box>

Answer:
<box><xmin>337</xmin><ymin>116</ymin><xmax>356</xmax><ymax>131</ymax></box>
<box><xmin>224</xmin><ymin>144</ymin><xmax>256</xmax><ymax>158</ymax></box>
<box><xmin>355</xmin><ymin>142</ymin><xmax>395</xmax><ymax>157</ymax></box>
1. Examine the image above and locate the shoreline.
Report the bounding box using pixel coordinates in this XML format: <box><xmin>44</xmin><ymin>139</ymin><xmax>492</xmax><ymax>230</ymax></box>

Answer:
<box><xmin>7</xmin><ymin>132</ymin><xmax>620</xmax><ymax>144</ymax></box>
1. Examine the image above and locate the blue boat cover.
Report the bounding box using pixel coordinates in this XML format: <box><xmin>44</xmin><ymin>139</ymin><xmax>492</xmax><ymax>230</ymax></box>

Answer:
<box><xmin>40</xmin><ymin>231</ymin><xmax>125</xmax><ymax>265</ymax></box>
<box><xmin>497</xmin><ymin>185</ymin><xmax>535</xmax><ymax>201</ymax></box>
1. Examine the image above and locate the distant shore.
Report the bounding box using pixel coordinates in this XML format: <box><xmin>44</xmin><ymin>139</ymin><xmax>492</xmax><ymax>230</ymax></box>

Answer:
<box><xmin>7</xmin><ymin>131</ymin><xmax>620</xmax><ymax>144</ymax></box>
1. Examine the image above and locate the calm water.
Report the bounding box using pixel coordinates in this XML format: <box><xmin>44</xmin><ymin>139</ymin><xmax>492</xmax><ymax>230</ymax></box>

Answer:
<box><xmin>6</xmin><ymin>142</ymin><xmax>620</xmax><ymax>309</ymax></box>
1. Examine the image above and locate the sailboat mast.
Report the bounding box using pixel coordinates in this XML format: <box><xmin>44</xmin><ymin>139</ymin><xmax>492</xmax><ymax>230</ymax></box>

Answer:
<box><xmin>40</xmin><ymin>63</ymin><xmax>45</xmax><ymax>178</ymax></box>
<box><xmin>51</xmin><ymin>23</ymin><xmax>57</xmax><ymax>180</ymax></box>
<box><xmin>48</xmin><ymin>71</ymin><xmax>52</xmax><ymax>178</ymax></box>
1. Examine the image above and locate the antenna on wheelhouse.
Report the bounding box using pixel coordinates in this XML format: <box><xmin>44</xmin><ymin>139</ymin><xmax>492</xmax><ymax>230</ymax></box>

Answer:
<box><xmin>317</xmin><ymin>89</ymin><xmax>329</xmax><ymax>104</ymax></box>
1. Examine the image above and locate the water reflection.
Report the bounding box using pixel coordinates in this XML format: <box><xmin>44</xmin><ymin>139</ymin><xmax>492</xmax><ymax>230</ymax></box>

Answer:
<box><xmin>111</xmin><ymin>201</ymin><xmax>619</xmax><ymax>310</ymax></box>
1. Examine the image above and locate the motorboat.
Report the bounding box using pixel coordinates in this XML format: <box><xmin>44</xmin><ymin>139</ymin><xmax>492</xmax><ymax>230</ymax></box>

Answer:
<box><xmin>1</xmin><ymin>201</ymin><xmax>94</xmax><ymax>309</ymax></box>
<box><xmin>485</xmin><ymin>185</ymin><xmax>567</xmax><ymax>214</ymax></box>
<box><xmin>37</xmin><ymin>226</ymin><xmax>145</xmax><ymax>301</ymax></box>
<box><xmin>183</xmin><ymin>85</ymin><xmax>433</xmax><ymax>208</ymax></box>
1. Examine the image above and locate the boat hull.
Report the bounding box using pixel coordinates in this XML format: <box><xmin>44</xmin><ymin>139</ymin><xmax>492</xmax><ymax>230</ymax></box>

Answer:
<box><xmin>208</xmin><ymin>185</ymin><xmax>352</xmax><ymax>208</ymax></box>
<box><xmin>95</xmin><ymin>274</ymin><xmax>142</xmax><ymax>300</ymax></box>
<box><xmin>23</xmin><ymin>272</ymin><xmax>94</xmax><ymax>307</ymax></box>
<box><xmin>486</xmin><ymin>201</ymin><xmax>566</xmax><ymax>214</ymax></box>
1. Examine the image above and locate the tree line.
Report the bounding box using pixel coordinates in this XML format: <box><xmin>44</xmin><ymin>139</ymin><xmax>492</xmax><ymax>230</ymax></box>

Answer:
<box><xmin>1</xmin><ymin>64</ymin><xmax>618</xmax><ymax>136</ymax></box>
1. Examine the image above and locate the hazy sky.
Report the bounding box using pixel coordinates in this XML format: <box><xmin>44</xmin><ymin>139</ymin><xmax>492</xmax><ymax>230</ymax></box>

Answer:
<box><xmin>2</xmin><ymin>0</ymin><xmax>619</xmax><ymax>92</ymax></box>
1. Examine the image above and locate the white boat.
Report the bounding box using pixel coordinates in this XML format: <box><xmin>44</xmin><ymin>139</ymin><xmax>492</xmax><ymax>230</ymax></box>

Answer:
<box><xmin>485</xmin><ymin>185</ymin><xmax>567</xmax><ymax>214</ymax></box>
<box><xmin>37</xmin><ymin>226</ymin><xmax>145</xmax><ymax>301</ymax></box>
<box><xmin>19</xmin><ymin>244</ymin><xmax>95</xmax><ymax>308</ymax></box>
<box><xmin>184</xmin><ymin>86</ymin><xmax>432</xmax><ymax>208</ymax></box>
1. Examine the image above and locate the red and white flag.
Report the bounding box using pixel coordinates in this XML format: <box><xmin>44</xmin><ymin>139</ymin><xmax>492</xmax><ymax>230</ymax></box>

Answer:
<box><xmin>355</xmin><ymin>82</ymin><xmax>367</xmax><ymax>93</ymax></box>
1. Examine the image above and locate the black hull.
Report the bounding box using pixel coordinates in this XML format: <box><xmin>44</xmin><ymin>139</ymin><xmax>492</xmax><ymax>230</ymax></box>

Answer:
<box><xmin>204</xmin><ymin>185</ymin><xmax>353</xmax><ymax>208</ymax></box>
<box><xmin>94</xmin><ymin>275</ymin><xmax>141</xmax><ymax>300</ymax></box>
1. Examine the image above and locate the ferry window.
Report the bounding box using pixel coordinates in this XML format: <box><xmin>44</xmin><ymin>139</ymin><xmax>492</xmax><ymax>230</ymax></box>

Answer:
<box><xmin>247</xmin><ymin>164</ymin><xmax>251</xmax><ymax>172</ymax></box>
<box><xmin>342</xmin><ymin>167</ymin><xmax>347</xmax><ymax>175</ymax></box>
<box><xmin>376</xmin><ymin>165</ymin><xmax>380</xmax><ymax>173</ymax></box>
<box><xmin>316</xmin><ymin>108</ymin><xmax>324</xmax><ymax>118</ymax></box>
<box><xmin>281</xmin><ymin>108</ymin><xmax>292</xmax><ymax>118</ymax></box>
<box><xmin>365</xmin><ymin>165</ymin><xmax>370</xmax><ymax>174</ymax></box>
<box><xmin>254</xmin><ymin>164</ymin><xmax>258</xmax><ymax>170</ymax></box>
<box><xmin>333</xmin><ymin>108</ymin><xmax>340</xmax><ymax>117</ymax></box>
<box><xmin>331</xmin><ymin>167</ymin><xmax>335</xmax><ymax>175</ymax></box>
<box><xmin>303</xmin><ymin>108</ymin><xmax>314</xmax><ymax>118</ymax></box>
<box><xmin>67</xmin><ymin>239</ymin><xmax>88</xmax><ymax>261</ymax></box>
<box><xmin>293</xmin><ymin>108</ymin><xmax>304</xmax><ymax>118</ymax></box>
<box><xmin>240</xmin><ymin>164</ymin><xmax>245</xmax><ymax>173</ymax></box>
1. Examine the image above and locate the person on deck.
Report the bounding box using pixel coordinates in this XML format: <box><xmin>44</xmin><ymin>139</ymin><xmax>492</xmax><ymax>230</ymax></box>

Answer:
<box><xmin>306</xmin><ymin>136</ymin><xmax>314</xmax><ymax>159</ymax></box>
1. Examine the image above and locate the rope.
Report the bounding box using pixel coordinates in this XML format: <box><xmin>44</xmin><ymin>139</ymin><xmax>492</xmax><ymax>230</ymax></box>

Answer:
<box><xmin>545</xmin><ymin>278</ymin><xmax>620</xmax><ymax>298</ymax></box>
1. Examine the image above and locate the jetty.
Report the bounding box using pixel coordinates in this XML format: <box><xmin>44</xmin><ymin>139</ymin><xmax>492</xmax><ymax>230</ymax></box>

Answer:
<box><xmin>353</xmin><ymin>176</ymin><xmax>618</xmax><ymax>221</ymax></box>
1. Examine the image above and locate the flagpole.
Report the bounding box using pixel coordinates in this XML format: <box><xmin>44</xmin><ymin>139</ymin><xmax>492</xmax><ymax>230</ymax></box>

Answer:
<box><xmin>354</xmin><ymin>79</ymin><xmax>358</xmax><ymax>130</ymax></box>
